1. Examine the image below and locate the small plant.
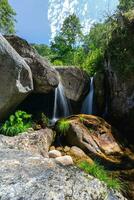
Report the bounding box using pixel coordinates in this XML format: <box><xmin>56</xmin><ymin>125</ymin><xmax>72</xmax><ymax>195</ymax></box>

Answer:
<box><xmin>57</xmin><ymin>119</ymin><xmax>70</xmax><ymax>135</ymax></box>
<box><xmin>79</xmin><ymin>116</ymin><xmax>85</xmax><ymax>123</ymax></box>
<box><xmin>41</xmin><ymin>113</ymin><xmax>50</xmax><ymax>127</ymax></box>
<box><xmin>78</xmin><ymin>161</ymin><xmax>123</xmax><ymax>191</ymax></box>
<box><xmin>0</xmin><ymin>110</ymin><xmax>32</xmax><ymax>136</ymax></box>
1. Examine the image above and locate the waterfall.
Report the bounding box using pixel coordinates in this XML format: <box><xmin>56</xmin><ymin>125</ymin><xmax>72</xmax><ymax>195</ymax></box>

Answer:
<box><xmin>81</xmin><ymin>77</ymin><xmax>94</xmax><ymax>115</ymax></box>
<box><xmin>52</xmin><ymin>81</ymin><xmax>71</xmax><ymax>122</ymax></box>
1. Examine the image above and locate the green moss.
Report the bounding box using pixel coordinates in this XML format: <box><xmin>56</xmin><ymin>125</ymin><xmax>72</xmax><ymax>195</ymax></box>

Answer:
<box><xmin>78</xmin><ymin>161</ymin><xmax>123</xmax><ymax>191</ymax></box>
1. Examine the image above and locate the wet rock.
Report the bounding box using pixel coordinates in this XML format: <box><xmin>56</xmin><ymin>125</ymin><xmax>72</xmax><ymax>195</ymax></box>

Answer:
<box><xmin>55</xmin><ymin>66</ymin><xmax>89</xmax><ymax>101</ymax></box>
<box><xmin>0</xmin><ymin>34</ymin><xmax>33</xmax><ymax>120</ymax></box>
<box><xmin>94</xmin><ymin>72</ymin><xmax>106</xmax><ymax>115</ymax></box>
<box><xmin>5</xmin><ymin>35</ymin><xmax>59</xmax><ymax>93</ymax></box>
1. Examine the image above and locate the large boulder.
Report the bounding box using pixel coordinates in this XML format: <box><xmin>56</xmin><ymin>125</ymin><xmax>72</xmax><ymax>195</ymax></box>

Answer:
<box><xmin>0</xmin><ymin>148</ymin><xmax>126</xmax><ymax>199</ymax></box>
<box><xmin>0</xmin><ymin>34</ymin><xmax>33</xmax><ymax>120</ymax></box>
<box><xmin>5</xmin><ymin>35</ymin><xmax>59</xmax><ymax>93</ymax></box>
<box><xmin>57</xmin><ymin>115</ymin><xmax>134</xmax><ymax>167</ymax></box>
<box><xmin>55</xmin><ymin>66</ymin><xmax>89</xmax><ymax>101</ymax></box>
<box><xmin>0</xmin><ymin>128</ymin><xmax>54</xmax><ymax>157</ymax></box>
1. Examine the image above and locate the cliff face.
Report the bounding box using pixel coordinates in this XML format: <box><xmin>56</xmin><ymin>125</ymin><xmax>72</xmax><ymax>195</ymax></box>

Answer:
<box><xmin>94</xmin><ymin>11</ymin><xmax>134</xmax><ymax>142</ymax></box>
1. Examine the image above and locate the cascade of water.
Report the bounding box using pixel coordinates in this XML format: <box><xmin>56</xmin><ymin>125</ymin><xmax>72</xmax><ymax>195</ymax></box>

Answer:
<box><xmin>81</xmin><ymin>77</ymin><xmax>94</xmax><ymax>114</ymax></box>
<box><xmin>52</xmin><ymin>81</ymin><xmax>71</xmax><ymax>122</ymax></box>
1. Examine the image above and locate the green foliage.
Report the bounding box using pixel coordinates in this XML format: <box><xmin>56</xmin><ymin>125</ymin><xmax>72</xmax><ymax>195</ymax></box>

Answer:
<box><xmin>57</xmin><ymin>119</ymin><xmax>70</xmax><ymax>135</ymax></box>
<box><xmin>78</xmin><ymin>161</ymin><xmax>123</xmax><ymax>191</ymax></box>
<box><xmin>50</xmin><ymin>14</ymin><xmax>83</xmax><ymax>65</ymax></box>
<box><xmin>61</xmin><ymin>13</ymin><xmax>83</xmax><ymax>48</ymax></box>
<box><xmin>0</xmin><ymin>111</ymin><xmax>32</xmax><ymax>136</ymax></box>
<box><xmin>0</xmin><ymin>0</ymin><xmax>16</xmax><ymax>34</ymax></box>
<box><xmin>52</xmin><ymin>60</ymin><xmax>63</xmax><ymax>66</ymax></box>
<box><xmin>118</xmin><ymin>0</ymin><xmax>134</xmax><ymax>12</ymax></box>
<box><xmin>32</xmin><ymin>44</ymin><xmax>52</xmax><ymax>60</ymax></box>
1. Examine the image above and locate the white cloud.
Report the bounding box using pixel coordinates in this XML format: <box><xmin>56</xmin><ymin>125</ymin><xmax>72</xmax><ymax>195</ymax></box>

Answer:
<box><xmin>48</xmin><ymin>0</ymin><xmax>119</xmax><ymax>40</ymax></box>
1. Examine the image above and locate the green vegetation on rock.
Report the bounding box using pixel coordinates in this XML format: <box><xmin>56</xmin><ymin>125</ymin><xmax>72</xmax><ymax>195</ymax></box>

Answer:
<box><xmin>78</xmin><ymin>161</ymin><xmax>123</xmax><ymax>191</ymax></box>
<box><xmin>0</xmin><ymin>110</ymin><xmax>32</xmax><ymax>136</ymax></box>
<box><xmin>57</xmin><ymin>119</ymin><xmax>70</xmax><ymax>135</ymax></box>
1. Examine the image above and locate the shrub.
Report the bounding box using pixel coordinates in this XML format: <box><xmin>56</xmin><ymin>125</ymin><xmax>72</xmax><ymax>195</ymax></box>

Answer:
<box><xmin>52</xmin><ymin>60</ymin><xmax>63</xmax><ymax>66</ymax></box>
<box><xmin>78</xmin><ymin>161</ymin><xmax>123</xmax><ymax>191</ymax></box>
<box><xmin>57</xmin><ymin>119</ymin><xmax>70</xmax><ymax>135</ymax></box>
<box><xmin>0</xmin><ymin>110</ymin><xmax>32</xmax><ymax>136</ymax></box>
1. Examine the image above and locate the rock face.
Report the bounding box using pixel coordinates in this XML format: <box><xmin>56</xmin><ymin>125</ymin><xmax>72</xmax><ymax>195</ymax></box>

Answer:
<box><xmin>94</xmin><ymin>72</ymin><xmax>106</xmax><ymax>115</ymax></box>
<box><xmin>105</xmin><ymin>63</ymin><xmax>134</xmax><ymax>142</ymax></box>
<box><xmin>55</xmin><ymin>66</ymin><xmax>89</xmax><ymax>101</ymax></box>
<box><xmin>0</xmin><ymin>34</ymin><xmax>33</xmax><ymax>120</ymax></box>
<box><xmin>57</xmin><ymin>114</ymin><xmax>131</xmax><ymax>166</ymax></box>
<box><xmin>5</xmin><ymin>35</ymin><xmax>59</xmax><ymax>93</ymax></box>
<box><xmin>0</xmin><ymin>128</ymin><xmax>54</xmax><ymax>157</ymax></box>
<box><xmin>0</xmin><ymin>147</ymin><xmax>126</xmax><ymax>200</ymax></box>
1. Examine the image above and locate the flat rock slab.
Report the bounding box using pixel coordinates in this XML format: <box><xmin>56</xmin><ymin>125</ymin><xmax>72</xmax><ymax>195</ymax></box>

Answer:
<box><xmin>0</xmin><ymin>148</ymin><xmax>127</xmax><ymax>200</ymax></box>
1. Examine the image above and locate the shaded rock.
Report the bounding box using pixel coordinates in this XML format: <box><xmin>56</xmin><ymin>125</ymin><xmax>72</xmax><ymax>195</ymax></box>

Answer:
<box><xmin>105</xmin><ymin>62</ymin><xmax>134</xmax><ymax>143</ymax></box>
<box><xmin>0</xmin><ymin>128</ymin><xmax>54</xmax><ymax>157</ymax></box>
<box><xmin>49</xmin><ymin>150</ymin><xmax>62</xmax><ymax>158</ymax></box>
<box><xmin>0</xmin><ymin>34</ymin><xmax>33</xmax><ymax>120</ymax></box>
<box><xmin>94</xmin><ymin>72</ymin><xmax>106</xmax><ymax>115</ymax></box>
<box><xmin>55</xmin><ymin>155</ymin><xmax>74</xmax><ymax>166</ymax></box>
<box><xmin>68</xmin><ymin>146</ymin><xmax>94</xmax><ymax>165</ymax></box>
<box><xmin>5</xmin><ymin>35</ymin><xmax>59</xmax><ymax>93</ymax></box>
<box><xmin>58</xmin><ymin>114</ymin><xmax>127</xmax><ymax>166</ymax></box>
<box><xmin>55</xmin><ymin>66</ymin><xmax>89</xmax><ymax>101</ymax></box>
<box><xmin>0</xmin><ymin>147</ymin><xmax>126</xmax><ymax>200</ymax></box>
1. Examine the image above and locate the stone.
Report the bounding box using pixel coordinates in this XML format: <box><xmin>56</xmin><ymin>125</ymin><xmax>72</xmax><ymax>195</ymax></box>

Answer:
<box><xmin>0</xmin><ymin>147</ymin><xmax>127</xmax><ymax>200</ymax></box>
<box><xmin>68</xmin><ymin>146</ymin><xmax>94</xmax><ymax>165</ymax></box>
<box><xmin>57</xmin><ymin>114</ymin><xmax>130</xmax><ymax>166</ymax></box>
<box><xmin>5</xmin><ymin>35</ymin><xmax>59</xmax><ymax>93</ymax></box>
<box><xmin>55</xmin><ymin>155</ymin><xmax>74</xmax><ymax>166</ymax></box>
<box><xmin>64</xmin><ymin>146</ymin><xmax>70</xmax><ymax>152</ymax></box>
<box><xmin>49</xmin><ymin>146</ymin><xmax>56</xmax><ymax>151</ymax></box>
<box><xmin>0</xmin><ymin>128</ymin><xmax>54</xmax><ymax>157</ymax></box>
<box><xmin>0</xmin><ymin>34</ymin><xmax>33</xmax><ymax>120</ymax></box>
<box><xmin>55</xmin><ymin>66</ymin><xmax>89</xmax><ymax>101</ymax></box>
<box><xmin>49</xmin><ymin>150</ymin><xmax>62</xmax><ymax>158</ymax></box>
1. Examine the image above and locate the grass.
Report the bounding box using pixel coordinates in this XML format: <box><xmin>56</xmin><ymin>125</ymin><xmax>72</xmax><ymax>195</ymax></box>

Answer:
<box><xmin>57</xmin><ymin>119</ymin><xmax>70</xmax><ymax>135</ymax></box>
<box><xmin>78</xmin><ymin>161</ymin><xmax>123</xmax><ymax>191</ymax></box>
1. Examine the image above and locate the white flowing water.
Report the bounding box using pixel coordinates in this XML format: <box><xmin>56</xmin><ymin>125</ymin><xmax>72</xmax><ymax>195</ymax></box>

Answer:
<box><xmin>52</xmin><ymin>81</ymin><xmax>70</xmax><ymax>122</ymax></box>
<box><xmin>81</xmin><ymin>77</ymin><xmax>94</xmax><ymax>114</ymax></box>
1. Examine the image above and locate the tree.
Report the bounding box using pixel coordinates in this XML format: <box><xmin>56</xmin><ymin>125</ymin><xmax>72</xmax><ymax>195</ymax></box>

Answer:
<box><xmin>118</xmin><ymin>0</ymin><xmax>134</xmax><ymax>12</ymax></box>
<box><xmin>0</xmin><ymin>0</ymin><xmax>16</xmax><ymax>34</ymax></box>
<box><xmin>50</xmin><ymin>14</ymin><xmax>83</xmax><ymax>65</ymax></box>
<box><xmin>61</xmin><ymin>13</ymin><xmax>83</xmax><ymax>48</ymax></box>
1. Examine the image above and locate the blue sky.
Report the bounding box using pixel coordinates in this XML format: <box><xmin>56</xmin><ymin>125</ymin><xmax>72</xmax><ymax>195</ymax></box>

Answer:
<box><xmin>9</xmin><ymin>0</ymin><xmax>118</xmax><ymax>44</ymax></box>
<box><xmin>9</xmin><ymin>0</ymin><xmax>50</xmax><ymax>44</ymax></box>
